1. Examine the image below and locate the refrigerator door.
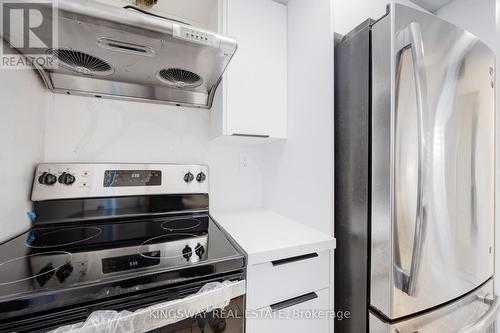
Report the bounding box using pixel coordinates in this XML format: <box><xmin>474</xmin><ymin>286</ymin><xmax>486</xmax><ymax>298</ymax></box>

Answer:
<box><xmin>369</xmin><ymin>279</ymin><xmax>499</xmax><ymax>333</ymax></box>
<box><xmin>371</xmin><ymin>3</ymin><xmax>495</xmax><ymax>319</ymax></box>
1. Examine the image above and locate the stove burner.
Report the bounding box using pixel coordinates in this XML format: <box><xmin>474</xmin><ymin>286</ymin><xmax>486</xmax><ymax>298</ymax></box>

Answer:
<box><xmin>26</xmin><ymin>227</ymin><xmax>102</xmax><ymax>249</ymax></box>
<box><xmin>137</xmin><ymin>233</ymin><xmax>200</xmax><ymax>259</ymax></box>
<box><xmin>0</xmin><ymin>251</ymin><xmax>72</xmax><ymax>286</ymax></box>
<box><xmin>161</xmin><ymin>219</ymin><xmax>201</xmax><ymax>231</ymax></box>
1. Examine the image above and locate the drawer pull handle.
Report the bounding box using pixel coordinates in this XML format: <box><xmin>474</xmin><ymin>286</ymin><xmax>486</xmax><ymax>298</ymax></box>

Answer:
<box><xmin>270</xmin><ymin>292</ymin><xmax>318</xmax><ymax>311</ymax></box>
<box><xmin>271</xmin><ymin>253</ymin><xmax>318</xmax><ymax>266</ymax></box>
<box><xmin>232</xmin><ymin>133</ymin><xmax>270</xmax><ymax>138</ymax></box>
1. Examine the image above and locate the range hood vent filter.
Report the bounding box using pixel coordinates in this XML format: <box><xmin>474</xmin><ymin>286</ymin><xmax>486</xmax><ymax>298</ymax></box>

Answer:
<box><xmin>50</xmin><ymin>49</ymin><xmax>114</xmax><ymax>76</ymax></box>
<box><xmin>157</xmin><ymin>68</ymin><xmax>203</xmax><ymax>88</ymax></box>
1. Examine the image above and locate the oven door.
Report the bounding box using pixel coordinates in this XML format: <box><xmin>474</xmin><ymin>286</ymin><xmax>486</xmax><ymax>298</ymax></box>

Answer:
<box><xmin>0</xmin><ymin>279</ymin><xmax>245</xmax><ymax>333</ymax></box>
<box><xmin>50</xmin><ymin>280</ymin><xmax>246</xmax><ymax>333</ymax></box>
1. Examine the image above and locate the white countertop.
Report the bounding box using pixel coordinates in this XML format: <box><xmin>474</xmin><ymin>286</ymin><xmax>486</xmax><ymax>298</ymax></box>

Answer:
<box><xmin>210</xmin><ymin>209</ymin><xmax>336</xmax><ymax>265</ymax></box>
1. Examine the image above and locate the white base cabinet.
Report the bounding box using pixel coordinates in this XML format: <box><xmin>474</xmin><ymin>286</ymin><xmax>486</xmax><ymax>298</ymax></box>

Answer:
<box><xmin>245</xmin><ymin>251</ymin><xmax>331</xmax><ymax>333</ymax></box>
<box><xmin>210</xmin><ymin>211</ymin><xmax>336</xmax><ymax>333</ymax></box>
<box><xmin>247</xmin><ymin>250</ymin><xmax>330</xmax><ymax>310</ymax></box>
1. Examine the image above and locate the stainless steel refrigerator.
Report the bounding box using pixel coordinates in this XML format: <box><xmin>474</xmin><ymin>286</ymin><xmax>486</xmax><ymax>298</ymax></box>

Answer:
<box><xmin>334</xmin><ymin>3</ymin><xmax>498</xmax><ymax>332</ymax></box>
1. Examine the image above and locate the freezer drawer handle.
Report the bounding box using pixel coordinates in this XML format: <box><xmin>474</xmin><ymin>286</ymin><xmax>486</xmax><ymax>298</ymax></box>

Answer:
<box><xmin>271</xmin><ymin>253</ymin><xmax>318</xmax><ymax>266</ymax></box>
<box><xmin>457</xmin><ymin>295</ymin><xmax>500</xmax><ymax>333</ymax></box>
<box><xmin>270</xmin><ymin>292</ymin><xmax>318</xmax><ymax>312</ymax></box>
<box><xmin>393</xmin><ymin>21</ymin><xmax>428</xmax><ymax>297</ymax></box>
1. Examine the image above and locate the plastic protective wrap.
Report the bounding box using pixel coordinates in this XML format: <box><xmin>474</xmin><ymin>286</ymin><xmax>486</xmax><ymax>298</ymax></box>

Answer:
<box><xmin>49</xmin><ymin>280</ymin><xmax>246</xmax><ymax>333</ymax></box>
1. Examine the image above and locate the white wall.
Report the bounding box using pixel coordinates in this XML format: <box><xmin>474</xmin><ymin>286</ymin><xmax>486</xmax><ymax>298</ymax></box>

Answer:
<box><xmin>435</xmin><ymin>0</ymin><xmax>498</xmax><ymax>293</ymax></box>
<box><xmin>45</xmin><ymin>95</ymin><xmax>211</xmax><ymax>164</ymax></box>
<box><xmin>0</xmin><ymin>41</ymin><xmax>50</xmax><ymax>242</ymax></box>
<box><xmin>333</xmin><ymin>0</ymin><xmax>428</xmax><ymax>35</ymax></box>
<box><xmin>262</xmin><ymin>0</ymin><xmax>334</xmax><ymax>235</ymax></box>
<box><xmin>208</xmin><ymin>141</ymin><xmax>265</xmax><ymax>211</ymax></box>
<box><xmin>44</xmin><ymin>94</ymin><xmax>265</xmax><ymax>213</ymax></box>
<box><xmin>333</xmin><ymin>0</ymin><xmax>387</xmax><ymax>34</ymax></box>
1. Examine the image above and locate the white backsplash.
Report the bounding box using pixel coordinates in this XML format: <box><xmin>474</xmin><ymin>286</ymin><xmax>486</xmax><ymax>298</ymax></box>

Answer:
<box><xmin>45</xmin><ymin>94</ymin><xmax>265</xmax><ymax>212</ymax></box>
<box><xmin>46</xmin><ymin>95</ymin><xmax>211</xmax><ymax>164</ymax></box>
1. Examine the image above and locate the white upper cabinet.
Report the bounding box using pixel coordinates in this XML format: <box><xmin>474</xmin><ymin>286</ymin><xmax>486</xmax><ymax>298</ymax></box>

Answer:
<box><xmin>211</xmin><ymin>0</ymin><xmax>287</xmax><ymax>140</ymax></box>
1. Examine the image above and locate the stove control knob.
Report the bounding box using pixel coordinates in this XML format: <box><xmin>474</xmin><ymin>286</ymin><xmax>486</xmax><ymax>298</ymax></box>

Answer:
<box><xmin>195</xmin><ymin>243</ymin><xmax>205</xmax><ymax>258</ymax></box>
<box><xmin>184</xmin><ymin>172</ymin><xmax>194</xmax><ymax>183</ymax></box>
<box><xmin>36</xmin><ymin>264</ymin><xmax>54</xmax><ymax>286</ymax></box>
<box><xmin>196</xmin><ymin>172</ymin><xmax>206</xmax><ymax>183</ymax></box>
<box><xmin>58</xmin><ymin>172</ymin><xmax>75</xmax><ymax>185</ymax></box>
<box><xmin>56</xmin><ymin>263</ymin><xmax>73</xmax><ymax>283</ymax></box>
<box><xmin>182</xmin><ymin>245</ymin><xmax>192</xmax><ymax>261</ymax></box>
<box><xmin>38</xmin><ymin>172</ymin><xmax>57</xmax><ymax>186</ymax></box>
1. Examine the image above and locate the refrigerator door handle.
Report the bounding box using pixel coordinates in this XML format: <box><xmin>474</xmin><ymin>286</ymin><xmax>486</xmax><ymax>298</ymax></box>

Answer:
<box><xmin>457</xmin><ymin>295</ymin><xmax>500</xmax><ymax>333</ymax></box>
<box><xmin>394</xmin><ymin>21</ymin><xmax>428</xmax><ymax>296</ymax></box>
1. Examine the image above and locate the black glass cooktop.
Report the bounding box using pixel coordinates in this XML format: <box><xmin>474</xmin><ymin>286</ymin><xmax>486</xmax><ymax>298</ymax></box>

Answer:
<box><xmin>0</xmin><ymin>215</ymin><xmax>244</xmax><ymax>318</ymax></box>
<box><xmin>23</xmin><ymin>216</ymin><xmax>208</xmax><ymax>250</ymax></box>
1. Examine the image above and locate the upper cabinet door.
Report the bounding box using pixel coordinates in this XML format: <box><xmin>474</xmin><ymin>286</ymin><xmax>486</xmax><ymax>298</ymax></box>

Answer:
<box><xmin>222</xmin><ymin>0</ymin><xmax>287</xmax><ymax>139</ymax></box>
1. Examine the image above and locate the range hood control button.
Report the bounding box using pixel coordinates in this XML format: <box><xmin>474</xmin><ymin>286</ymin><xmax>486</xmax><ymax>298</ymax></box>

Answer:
<box><xmin>184</xmin><ymin>172</ymin><xmax>194</xmax><ymax>183</ymax></box>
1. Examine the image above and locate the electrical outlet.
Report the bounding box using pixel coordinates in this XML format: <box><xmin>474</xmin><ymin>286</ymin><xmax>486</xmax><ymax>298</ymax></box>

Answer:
<box><xmin>239</xmin><ymin>153</ymin><xmax>249</xmax><ymax>170</ymax></box>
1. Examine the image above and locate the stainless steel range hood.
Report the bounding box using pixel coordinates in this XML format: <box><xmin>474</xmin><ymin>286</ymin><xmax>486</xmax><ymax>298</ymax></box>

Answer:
<box><xmin>6</xmin><ymin>0</ymin><xmax>237</xmax><ymax>108</ymax></box>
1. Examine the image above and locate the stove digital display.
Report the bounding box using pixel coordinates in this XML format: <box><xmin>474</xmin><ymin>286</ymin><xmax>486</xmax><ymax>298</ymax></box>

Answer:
<box><xmin>103</xmin><ymin>170</ymin><xmax>162</xmax><ymax>187</ymax></box>
<box><xmin>102</xmin><ymin>251</ymin><xmax>161</xmax><ymax>274</ymax></box>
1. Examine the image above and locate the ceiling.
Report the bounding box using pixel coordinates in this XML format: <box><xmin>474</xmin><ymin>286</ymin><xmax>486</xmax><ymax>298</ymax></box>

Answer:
<box><xmin>274</xmin><ymin>0</ymin><xmax>453</xmax><ymax>12</ymax></box>
<box><xmin>411</xmin><ymin>0</ymin><xmax>455</xmax><ymax>12</ymax></box>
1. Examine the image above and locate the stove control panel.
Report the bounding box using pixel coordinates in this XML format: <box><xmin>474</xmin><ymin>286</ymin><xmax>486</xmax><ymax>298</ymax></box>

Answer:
<box><xmin>31</xmin><ymin>163</ymin><xmax>209</xmax><ymax>201</ymax></box>
<box><xmin>102</xmin><ymin>251</ymin><xmax>161</xmax><ymax>274</ymax></box>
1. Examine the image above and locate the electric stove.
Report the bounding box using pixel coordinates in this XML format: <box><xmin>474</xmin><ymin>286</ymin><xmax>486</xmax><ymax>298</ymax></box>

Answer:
<box><xmin>0</xmin><ymin>163</ymin><xmax>246</xmax><ymax>333</ymax></box>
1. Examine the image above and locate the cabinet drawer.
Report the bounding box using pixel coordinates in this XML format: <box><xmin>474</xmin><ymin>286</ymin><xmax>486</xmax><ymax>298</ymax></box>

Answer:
<box><xmin>246</xmin><ymin>250</ymin><xmax>330</xmax><ymax>310</ymax></box>
<box><xmin>246</xmin><ymin>288</ymin><xmax>330</xmax><ymax>333</ymax></box>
